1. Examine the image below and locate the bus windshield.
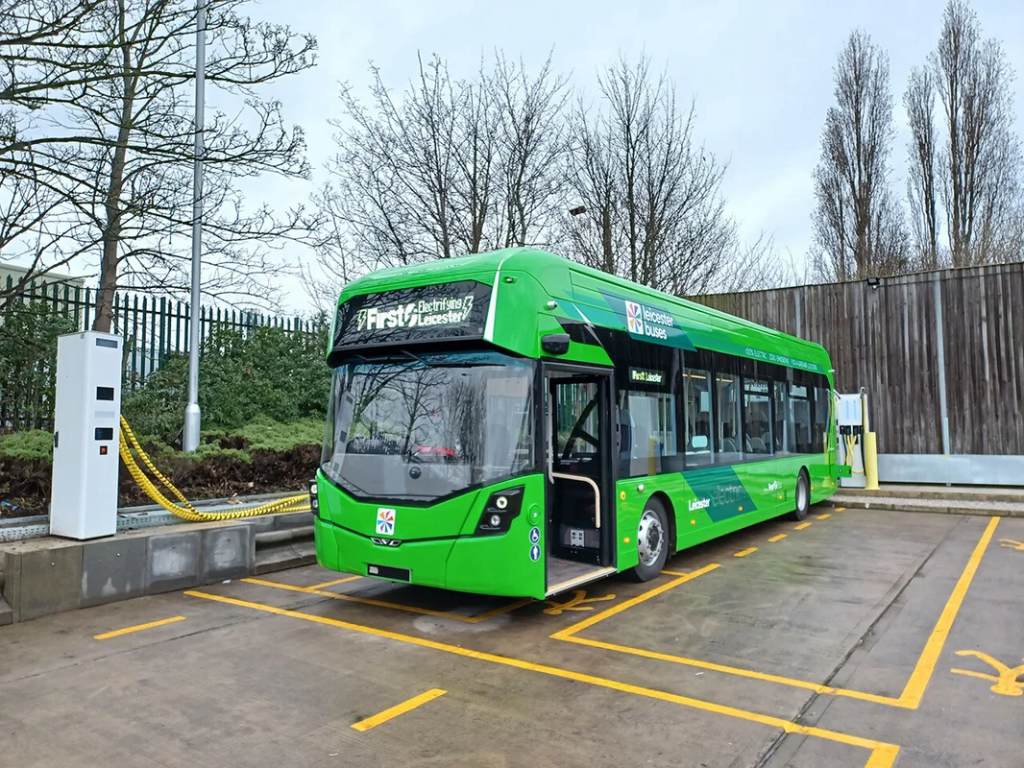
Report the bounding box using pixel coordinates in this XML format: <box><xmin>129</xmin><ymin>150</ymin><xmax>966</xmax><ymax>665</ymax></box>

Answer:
<box><xmin>321</xmin><ymin>351</ymin><xmax>536</xmax><ymax>503</ymax></box>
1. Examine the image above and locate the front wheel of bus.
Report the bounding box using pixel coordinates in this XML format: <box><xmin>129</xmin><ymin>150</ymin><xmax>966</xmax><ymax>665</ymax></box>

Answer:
<box><xmin>792</xmin><ymin>470</ymin><xmax>810</xmax><ymax>521</ymax></box>
<box><xmin>630</xmin><ymin>499</ymin><xmax>669</xmax><ymax>582</ymax></box>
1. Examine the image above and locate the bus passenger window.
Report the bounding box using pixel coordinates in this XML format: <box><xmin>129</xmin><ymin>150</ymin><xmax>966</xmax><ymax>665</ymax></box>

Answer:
<box><xmin>742</xmin><ymin>378</ymin><xmax>771</xmax><ymax>454</ymax></box>
<box><xmin>716</xmin><ymin>373</ymin><xmax>742</xmax><ymax>464</ymax></box>
<box><xmin>789</xmin><ymin>383</ymin><xmax>812</xmax><ymax>453</ymax></box>
<box><xmin>618</xmin><ymin>390</ymin><xmax>677</xmax><ymax>477</ymax></box>
<box><xmin>683</xmin><ymin>368</ymin><xmax>713</xmax><ymax>466</ymax></box>
<box><xmin>773</xmin><ymin>381</ymin><xmax>789</xmax><ymax>453</ymax></box>
<box><xmin>812</xmin><ymin>381</ymin><xmax>830</xmax><ymax>453</ymax></box>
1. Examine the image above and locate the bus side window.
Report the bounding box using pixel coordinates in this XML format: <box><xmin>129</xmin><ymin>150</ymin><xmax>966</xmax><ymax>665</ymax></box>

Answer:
<box><xmin>715</xmin><ymin>373</ymin><xmax>742</xmax><ymax>464</ymax></box>
<box><xmin>683</xmin><ymin>367</ymin><xmax>713</xmax><ymax>466</ymax></box>
<box><xmin>812</xmin><ymin>378</ymin><xmax>830</xmax><ymax>453</ymax></box>
<box><xmin>773</xmin><ymin>380</ymin><xmax>790</xmax><ymax>453</ymax></box>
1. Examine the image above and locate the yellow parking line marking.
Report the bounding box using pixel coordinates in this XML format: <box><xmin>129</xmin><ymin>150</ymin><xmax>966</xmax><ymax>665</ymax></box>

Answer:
<box><xmin>561</xmin><ymin>634</ymin><xmax>903</xmax><ymax>706</ymax></box>
<box><xmin>734</xmin><ymin>547</ymin><xmax>757</xmax><ymax>558</ymax></box>
<box><xmin>242</xmin><ymin>577</ymin><xmax>530</xmax><ymax>624</ymax></box>
<box><xmin>795</xmin><ymin>522</ymin><xmax>812</xmax><ymax>530</ymax></box>
<box><xmin>899</xmin><ymin>516</ymin><xmax>999</xmax><ymax>706</ymax></box>
<box><xmin>185</xmin><ymin>589</ymin><xmax>899</xmax><ymax>767</ymax></box>
<box><xmin>817</xmin><ymin>513</ymin><xmax>831</xmax><ymax>520</ymax></box>
<box><xmin>835</xmin><ymin>507</ymin><xmax>846</xmax><ymax>512</ymax></box>
<box><xmin>553</xmin><ymin>516</ymin><xmax>1001</xmax><ymax>710</ymax></box>
<box><xmin>352</xmin><ymin>689</ymin><xmax>446</xmax><ymax>731</ymax></box>
<box><xmin>660</xmin><ymin>569</ymin><xmax>695</xmax><ymax>576</ymax></box>
<box><xmin>552</xmin><ymin>564</ymin><xmax>719</xmax><ymax>640</ymax></box>
<box><xmin>768</xmin><ymin>534</ymin><xmax>787</xmax><ymax>543</ymax></box>
<box><xmin>94</xmin><ymin>616</ymin><xmax>185</xmax><ymax>640</ymax></box>
<box><xmin>310</xmin><ymin>576</ymin><xmax>362</xmax><ymax>589</ymax></box>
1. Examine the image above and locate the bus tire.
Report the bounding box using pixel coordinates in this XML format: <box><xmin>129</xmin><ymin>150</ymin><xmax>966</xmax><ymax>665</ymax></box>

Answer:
<box><xmin>629</xmin><ymin>498</ymin><xmax>670</xmax><ymax>582</ymax></box>
<box><xmin>791</xmin><ymin>470</ymin><xmax>810</xmax><ymax>521</ymax></box>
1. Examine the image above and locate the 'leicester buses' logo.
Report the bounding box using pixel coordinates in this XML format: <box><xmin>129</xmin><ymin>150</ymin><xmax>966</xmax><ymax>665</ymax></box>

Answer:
<box><xmin>376</xmin><ymin>507</ymin><xmax>396</xmax><ymax>536</ymax></box>
<box><xmin>625</xmin><ymin>301</ymin><xmax>644</xmax><ymax>335</ymax></box>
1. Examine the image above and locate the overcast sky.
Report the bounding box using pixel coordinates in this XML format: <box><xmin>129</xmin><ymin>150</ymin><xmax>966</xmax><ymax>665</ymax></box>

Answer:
<box><xmin>249</xmin><ymin>0</ymin><xmax>1024</xmax><ymax>309</ymax></box>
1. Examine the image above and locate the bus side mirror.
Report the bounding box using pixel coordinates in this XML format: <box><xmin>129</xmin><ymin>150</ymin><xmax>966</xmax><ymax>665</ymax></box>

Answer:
<box><xmin>541</xmin><ymin>333</ymin><xmax>570</xmax><ymax>355</ymax></box>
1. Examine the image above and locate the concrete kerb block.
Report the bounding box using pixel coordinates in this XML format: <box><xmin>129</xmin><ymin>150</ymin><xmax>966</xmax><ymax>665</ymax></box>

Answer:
<box><xmin>146</xmin><ymin>530</ymin><xmax>201</xmax><ymax>594</ymax></box>
<box><xmin>11</xmin><ymin>543</ymin><xmax>84</xmax><ymax>622</ymax></box>
<box><xmin>81</xmin><ymin>536</ymin><xmax>148</xmax><ymax>608</ymax></box>
<box><xmin>201</xmin><ymin>525</ymin><xmax>253</xmax><ymax>582</ymax></box>
<box><xmin>272</xmin><ymin>511</ymin><xmax>314</xmax><ymax>531</ymax></box>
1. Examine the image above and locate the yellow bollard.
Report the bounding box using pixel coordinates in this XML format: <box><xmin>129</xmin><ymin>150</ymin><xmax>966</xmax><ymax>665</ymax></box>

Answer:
<box><xmin>864</xmin><ymin>431</ymin><xmax>879</xmax><ymax>490</ymax></box>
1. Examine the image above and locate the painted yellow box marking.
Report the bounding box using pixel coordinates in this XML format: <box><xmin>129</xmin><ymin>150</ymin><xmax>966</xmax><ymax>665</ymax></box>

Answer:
<box><xmin>186</xmin><ymin>588</ymin><xmax>899</xmax><ymax>768</ymax></box>
<box><xmin>310</xmin><ymin>575</ymin><xmax>362</xmax><ymax>590</ymax></box>
<box><xmin>352</xmin><ymin>689</ymin><xmax>446</xmax><ymax>731</ymax></box>
<box><xmin>243</xmin><ymin>576</ymin><xmax>530</xmax><ymax>624</ymax></box>
<box><xmin>94</xmin><ymin>616</ymin><xmax>185</xmax><ymax>640</ymax></box>
<box><xmin>554</xmin><ymin>517</ymin><xmax>1001</xmax><ymax>711</ymax></box>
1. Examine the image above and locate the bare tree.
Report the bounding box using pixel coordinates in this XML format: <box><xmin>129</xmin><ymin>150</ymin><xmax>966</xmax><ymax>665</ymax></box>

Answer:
<box><xmin>1</xmin><ymin>0</ymin><xmax>317</xmax><ymax>327</ymax></box>
<box><xmin>301</xmin><ymin>182</ymin><xmax>357</xmax><ymax>315</ymax></box>
<box><xmin>450</xmin><ymin>59</ymin><xmax>501</xmax><ymax>255</ymax></box>
<box><xmin>326</xmin><ymin>51</ymin><xmax>567</xmax><ymax>275</ymax></box>
<box><xmin>905</xmin><ymin>66</ymin><xmax>940</xmax><ymax>268</ymax></box>
<box><xmin>0</xmin><ymin>0</ymin><xmax>107</xmax><ymax>306</ymax></box>
<box><xmin>811</xmin><ymin>30</ymin><xmax>908</xmax><ymax>281</ymax></box>
<box><xmin>930</xmin><ymin>0</ymin><xmax>1023</xmax><ymax>266</ymax></box>
<box><xmin>329</xmin><ymin>54</ymin><xmax>466</xmax><ymax>267</ymax></box>
<box><xmin>565</xmin><ymin>55</ymin><xmax>735</xmax><ymax>295</ymax></box>
<box><xmin>492</xmin><ymin>51</ymin><xmax>569</xmax><ymax>249</ymax></box>
<box><xmin>706</xmin><ymin>234</ymin><xmax>808</xmax><ymax>294</ymax></box>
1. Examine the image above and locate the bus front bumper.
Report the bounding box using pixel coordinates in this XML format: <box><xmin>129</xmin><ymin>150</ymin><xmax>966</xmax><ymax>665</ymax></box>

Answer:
<box><xmin>313</xmin><ymin>516</ymin><xmax>542</xmax><ymax>598</ymax></box>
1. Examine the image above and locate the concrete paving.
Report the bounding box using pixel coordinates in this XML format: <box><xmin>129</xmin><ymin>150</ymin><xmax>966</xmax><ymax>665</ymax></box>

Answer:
<box><xmin>2</xmin><ymin>507</ymin><xmax>1022</xmax><ymax>768</ymax></box>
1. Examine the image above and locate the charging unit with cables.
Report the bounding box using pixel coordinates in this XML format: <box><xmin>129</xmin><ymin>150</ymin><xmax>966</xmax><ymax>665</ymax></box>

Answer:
<box><xmin>49</xmin><ymin>331</ymin><xmax>123</xmax><ymax>540</ymax></box>
<box><xmin>836</xmin><ymin>393</ymin><xmax>866</xmax><ymax>488</ymax></box>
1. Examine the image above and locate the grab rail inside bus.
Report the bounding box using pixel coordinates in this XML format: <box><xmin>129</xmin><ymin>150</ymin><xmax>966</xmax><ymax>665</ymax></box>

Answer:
<box><xmin>548</xmin><ymin>471</ymin><xmax>601</xmax><ymax>529</ymax></box>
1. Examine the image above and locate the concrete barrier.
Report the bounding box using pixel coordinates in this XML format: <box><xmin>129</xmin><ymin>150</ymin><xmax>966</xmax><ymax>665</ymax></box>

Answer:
<box><xmin>0</xmin><ymin>510</ymin><xmax>313</xmax><ymax>624</ymax></box>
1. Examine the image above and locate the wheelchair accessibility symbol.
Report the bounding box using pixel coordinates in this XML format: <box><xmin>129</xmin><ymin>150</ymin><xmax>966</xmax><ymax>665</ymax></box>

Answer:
<box><xmin>529</xmin><ymin>527</ymin><xmax>540</xmax><ymax>544</ymax></box>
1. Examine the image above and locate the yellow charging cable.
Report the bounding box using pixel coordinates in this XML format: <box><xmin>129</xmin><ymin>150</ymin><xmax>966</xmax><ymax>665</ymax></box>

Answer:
<box><xmin>119</xmin><ymin>416</ymin><xmax>310</xmax><ymax>521</ymax></box>
<box><xmin>844</xmin><ymin>433</ymin><xmax>864</xmax><ymax>474</ymax></box>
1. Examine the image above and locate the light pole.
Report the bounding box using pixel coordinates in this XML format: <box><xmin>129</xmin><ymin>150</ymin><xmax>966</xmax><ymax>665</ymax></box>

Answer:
<box><xmin>183</xmin><ymin>0</ymin><xmax>207</xmax><ymax>452</ymax></box>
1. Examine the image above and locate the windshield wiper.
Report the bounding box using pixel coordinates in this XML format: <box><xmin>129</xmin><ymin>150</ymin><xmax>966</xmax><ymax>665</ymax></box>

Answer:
<box><xmin>399</xmin><ymin>348</ymin><xmax>434</xmax><ymax>367</ymax></box>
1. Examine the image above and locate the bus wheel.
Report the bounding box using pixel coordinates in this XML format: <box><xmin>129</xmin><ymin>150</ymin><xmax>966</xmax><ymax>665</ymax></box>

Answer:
<box><xmin>791</xmin><ymin>470</ymin><xmax>810</xmax><ymax>521</ymax></box>
<box><xmin>630</xmin><ymin>498</ymin><xmax>669</xmax><ymax>582</ymax></box>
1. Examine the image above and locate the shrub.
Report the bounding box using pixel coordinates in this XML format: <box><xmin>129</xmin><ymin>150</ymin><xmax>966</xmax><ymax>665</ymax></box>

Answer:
<box><xmin>121</xmin><ymin>323</ymin><xmax>331</xmax><ymax>438</ymax></box>
<box><xmin>0</xmin><ymin>300</ymin><xmax>77</xmax><ymax>431</ymax></box>
<box><xmin>0</xmin><ymin>430</ymin><xmax>54</xmax><ymax>460</ymax></box>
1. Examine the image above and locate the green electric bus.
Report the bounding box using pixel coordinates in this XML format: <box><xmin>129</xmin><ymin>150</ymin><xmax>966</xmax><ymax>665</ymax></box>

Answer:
<box><xmin>311</xmin><ymin>248</ymin><xmax>846</xmax><ymax>598</ymax></box>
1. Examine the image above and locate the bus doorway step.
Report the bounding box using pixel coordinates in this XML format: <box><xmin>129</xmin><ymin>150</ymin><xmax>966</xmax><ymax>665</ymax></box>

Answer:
<box><xmin>546</xmin><ymin>558</ymin><xmax>615</xmax><ymax>597</ymax></box>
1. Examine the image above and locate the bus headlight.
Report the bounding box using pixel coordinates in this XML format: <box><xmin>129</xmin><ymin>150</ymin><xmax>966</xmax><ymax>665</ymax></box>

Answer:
<box><xmin>309</xmin><ymin>479</ymin><xmax>319</xmax><ymax>518</ymax></box>
<box><xmin>476</xmin><ymin>486</ymin><xmax>525</xmax><ymax>535</ymax></box>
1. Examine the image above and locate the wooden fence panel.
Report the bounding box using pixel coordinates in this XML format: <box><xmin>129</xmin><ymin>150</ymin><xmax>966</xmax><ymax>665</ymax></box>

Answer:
<box><xmin>692</xmin><ymin>262</ymin><xmax>1024</xmax><ymax>456</ymax></box>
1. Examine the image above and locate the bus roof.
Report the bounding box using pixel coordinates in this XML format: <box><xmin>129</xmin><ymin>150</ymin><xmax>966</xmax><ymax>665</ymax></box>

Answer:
<box><xmin>334</xmin><ymin>248</ymin><xmax>832</xmax><ymax>378</ymax></box>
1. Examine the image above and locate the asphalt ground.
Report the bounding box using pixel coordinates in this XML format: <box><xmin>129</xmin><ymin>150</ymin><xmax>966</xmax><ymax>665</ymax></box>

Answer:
<box><xmin>2</xmin><ymin>506</ymin><xmax>1022</xmax><ymax>768</ymax></box>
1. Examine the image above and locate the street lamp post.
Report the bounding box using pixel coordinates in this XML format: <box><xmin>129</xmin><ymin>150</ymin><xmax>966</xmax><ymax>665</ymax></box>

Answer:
<box><xmin>183</xmin><ymin>0</ymin><xmax>207</xmax><ymax>452</ymax></box>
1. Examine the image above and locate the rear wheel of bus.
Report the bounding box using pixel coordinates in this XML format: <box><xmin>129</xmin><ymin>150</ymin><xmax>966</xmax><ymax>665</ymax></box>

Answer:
<box><xmin>791</xmin><ymin>469</ymin><xmax>810</xmax><ymax>521</ymax></box>
<box><xmin>630</xmin><ymin>497</ymin><xmax>669</xmax><ymax>581</ymax></box>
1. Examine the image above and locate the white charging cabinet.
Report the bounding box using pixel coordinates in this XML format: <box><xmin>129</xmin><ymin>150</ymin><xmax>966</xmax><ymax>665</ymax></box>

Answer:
<box><xmin>49</xmin><ymin>331</ymin><xmax>123</xmax><ymax>539</ymax></box>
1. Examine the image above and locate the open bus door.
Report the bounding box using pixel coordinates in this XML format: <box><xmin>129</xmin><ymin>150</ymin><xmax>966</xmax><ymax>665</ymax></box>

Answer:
<box><xmin>544</xmin><ymin>364</ymin><xmax>616</xmax><ymax>596</ymax></box>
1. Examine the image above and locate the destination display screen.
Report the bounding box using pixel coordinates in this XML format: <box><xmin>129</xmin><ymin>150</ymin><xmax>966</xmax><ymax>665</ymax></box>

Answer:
<box><xmin>330</xmin><ymin>280</ymin><xmax>492</xmax><ymax>356</ymax></box>
<box><xmin>628</xmin><ymin>367</ymin><xmax>665</xmax><ymax>385</ymax></box>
